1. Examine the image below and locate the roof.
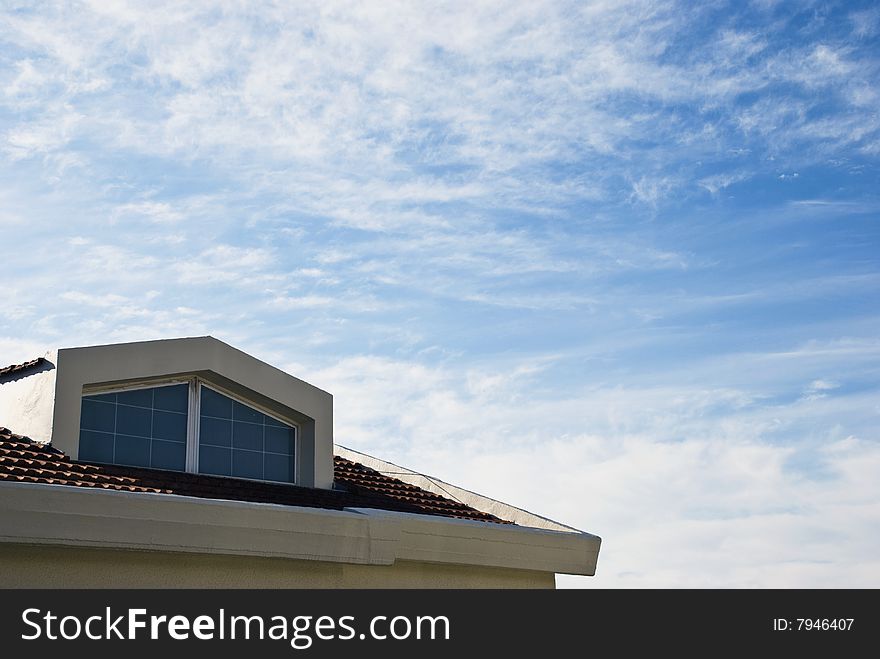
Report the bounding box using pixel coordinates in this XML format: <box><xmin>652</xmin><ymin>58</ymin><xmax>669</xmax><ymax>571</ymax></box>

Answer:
<box><xmin>0</xmin><ymin>357</ymin><xmax>46</xmax><ymax>379</ymax></box>
<box><xmin>0</xmin><ymin>427</ymin><xmax>509</xmax><ymax>524</ymax></box>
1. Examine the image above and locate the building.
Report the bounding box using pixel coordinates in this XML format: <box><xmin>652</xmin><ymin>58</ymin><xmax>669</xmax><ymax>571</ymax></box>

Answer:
<box><xmin>0</xmin><ymin>337</ymin><xmax>600</xmax><ymax>588</ymax></box>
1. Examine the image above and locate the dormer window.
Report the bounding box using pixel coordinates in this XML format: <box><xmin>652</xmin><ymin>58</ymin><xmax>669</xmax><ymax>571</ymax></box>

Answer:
<box><xmin>197</xmin><ymin>385</ymin><xmax>296</xmax><ymax>483</ymax></box>
<box><xmin>78</xmin><ymin>378</ymin><xmax>297</xmax><ymax>484</ymax></box>
<box><xmin>1</xmin><ymin>337</ymin><xmax>332</xmax><ymax>489</ymax></box>
<box><xmin>79</xmin><ymin>382</ymin><xmax>188</xmax><ymax>471</ymax></box>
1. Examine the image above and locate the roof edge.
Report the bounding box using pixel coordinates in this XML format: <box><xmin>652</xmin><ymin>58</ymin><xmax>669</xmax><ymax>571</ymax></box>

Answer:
<box><xmin>334</xmin><ymin>445</ymin><xmax>594</xmax><ymax>535</ymax></box>
<box><xmin>0</xmin><ymin>480</ymin><xmax>600</xmax><ymax>575</ymax></box>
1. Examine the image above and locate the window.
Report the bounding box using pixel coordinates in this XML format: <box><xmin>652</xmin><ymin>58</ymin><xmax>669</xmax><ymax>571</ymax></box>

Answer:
<box><xmin>79</xmin><ymin>383</ymin><xmax>188</xmax><ymax>470</ymax></box>
<box><xmin>78</xmin><ymin>379</ymin><xmax>297</xmax><ymax>484</ymax></box>
<box><xmin>198</xmin><ymin>386</ymin><xmax>296</xmax><ymax>483</ymax></box>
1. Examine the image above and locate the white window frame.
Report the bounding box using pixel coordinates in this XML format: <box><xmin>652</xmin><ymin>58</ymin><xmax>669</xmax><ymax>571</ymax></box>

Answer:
<box><xmin>81</xmin><ymin>376</ymin><xmax>300</xmax><ymax>485</ymax></box>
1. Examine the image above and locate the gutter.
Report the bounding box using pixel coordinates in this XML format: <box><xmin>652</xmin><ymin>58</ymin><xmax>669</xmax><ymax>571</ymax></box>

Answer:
<box><xmin>0</xmin><ymin>481</ymin><xmax>600</xmax><ymax>576</ymax></box>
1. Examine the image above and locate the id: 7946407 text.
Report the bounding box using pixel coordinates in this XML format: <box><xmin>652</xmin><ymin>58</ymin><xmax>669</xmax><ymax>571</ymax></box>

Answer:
<box><xmin>772</xmin><ymin>618</ymin><xmax>854</xmax><ymax>631</ymax></box>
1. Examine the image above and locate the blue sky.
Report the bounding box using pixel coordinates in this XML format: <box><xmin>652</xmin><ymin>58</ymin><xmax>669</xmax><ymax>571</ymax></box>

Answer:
<box><xmin>1</xmin><ymin>0</ymin><xmax>879</xmax><ymax>587</ymax></box>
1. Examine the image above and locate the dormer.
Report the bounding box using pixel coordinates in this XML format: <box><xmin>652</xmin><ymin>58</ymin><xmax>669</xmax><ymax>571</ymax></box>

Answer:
<box><xmin>0</xmin><ymin>337</ymin><xmax>333</xmax><ymax>489</ymax></box>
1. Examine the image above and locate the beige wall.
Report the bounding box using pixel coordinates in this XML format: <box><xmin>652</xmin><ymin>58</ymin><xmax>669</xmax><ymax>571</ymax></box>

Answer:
<box><xmin>0</xmin><ymin>543</ymin><xmax>555</xmax><ymax>589</ymax></box>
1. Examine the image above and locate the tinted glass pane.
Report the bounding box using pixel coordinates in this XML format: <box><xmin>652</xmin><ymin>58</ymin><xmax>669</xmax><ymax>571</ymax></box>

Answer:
<box><xmin>151</xmin><ymin>439</ymin><xmax>186</xmax><ymax>471</ymax></box>
<box><xmin>198</xmin><ymin>386</ymin><xmax>295</xmax><ymax>483</ymax></box>
<box><xmin>79</xmin><ymin>430</ymin><xmax>114</xmax><ymax>463</ymax></box>
<box><xmin>199</xmin><ymin>416</ymin><xmax>232</xmax><ymax>447</ymax></box>
<box><xmin>200</xmin><ymin>387</ymin><xmax>232</xmax><ymax>419</ymax></box>
<box><xmin>115</xmin><ymin>404</ymin><xmax>152</xmax><ymax>438</ymax></box>
<box><xmin>87</xmin><ymin>391</ymin><xmax>117</xmax><ymax>403</ymax></box>
<box><xmin>264</xmin><ymin>453</ymin><xmax>295</xmax><ymax>483</ymax></box>
<box><xmin>265</xmin><ymin>415</ymin><xmax>289</xmax><ymax>428</ymax></box>
<box><xmin>154</xmin><ymin>383</ymin><xmax>189</xmax><ymax>413</ymax></box>
<box><xmin>152</xmin><ymin>410</ymin><xmax>187</xmax><ymax>442</ymax></box>
<box><xmin>232</xmin><ymin>420</ymin><xmax>262</xmax><ymax>451</ymax></box>
<box><xmin>232</xmin><ymin>400</ymin><xmax>263</xmax><ymax>424</ymax></box>
<box><xmin>232</xmin><ymin>449</ymin><xmax>262</xmax><ymax>480</ymax></box>
<box><xmin>78</xmin><ymin>384</ymin><xmax>192</xmax><ymax>472</ymax></box>
<box><xmin>199</xmin><ymin>445</ymin><xmax>231</xmax><ymax>476</ymax></box>
<box><xmin>115</xmin><ymin>435</ymin><xmax>151</xmax><ymax>467</ymax></box>
<box><xmin>117</xmin><ymin>388</ymin><xmax>154</xmax><ymax>408</ymax></box>
<box><xmin>265</xmin><ymin>426</ymin><xmax>295</xmax><ymax>455</ymax></box>
<box><xmin>80</xmin><ymin>399</ymin><xmax>116</xmax><ymax>433</ymax></box>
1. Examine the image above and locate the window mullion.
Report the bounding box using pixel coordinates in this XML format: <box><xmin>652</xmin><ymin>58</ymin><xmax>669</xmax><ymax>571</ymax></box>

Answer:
<box><xmin>185</xmin><ymin>378</ymin><xmax>201</xmax><ymax>473</ymax></box>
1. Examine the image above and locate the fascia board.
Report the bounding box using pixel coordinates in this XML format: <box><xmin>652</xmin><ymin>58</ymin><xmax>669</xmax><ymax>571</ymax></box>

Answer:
<box><xmin>347</xmin><ymin>507</ymin><xmax>601</xmax><ymax>577</ymax></box>
<box><xmin>0</xmin><ymin>481</ymin><xmax>398</xmax><ymax>565</ymax></box>
<box><xmin>0</xmin><ymin>482</ymin><xmax>599</xmax><ymax>575</ymax></box>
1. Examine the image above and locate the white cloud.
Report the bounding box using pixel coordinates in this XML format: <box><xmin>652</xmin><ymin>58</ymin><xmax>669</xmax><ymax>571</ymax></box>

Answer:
<box><xmin>173</xmin><ymin>245</ymin><xmax>279</xmax><ymax>285</ymax></box>
<box><xmin>268</xmin><ymin>295</ymin><xmax>335</xmax><ymax>310</ymax></box>
<box><xmin>305</xmin><ymin>346</ymin><xmax>880</xmax><ymax>588</ymax></box>
<box><xmin>0</xmin><ymin>337</ymin><xmax>53</xmax><ymax>366</ymax></box>
<box><xmin>2</xmin><ymin>0</ymin><xmax>876</xmax><ymax>215</ymax></box>
<box><xmin>4</xmin><ymin>110</ymin><xmax>83</xmax><ymax>160</ymax></box>
<box><xmin>112</xmin><ymin>201</ymin><xmax>184</xmax><ymax>224</ymax></box>
<box><xmin>801</xmin><ymin>379</ymin><xmax>840</xmax><ymax>401</ymax></box>
<box><xmin>851</xmin><ymin>7</ymin><xmax>880</xmax><ymax>38</ymax></box>
<box><xmin>698</xmin><ymin>172</ymin><xmax>750</xmax><ymax>194</ymax></box>
<box><xmin>60</xmin><ymin>291</ymin><xmax>131</xmax><ymax>307</ymax></box>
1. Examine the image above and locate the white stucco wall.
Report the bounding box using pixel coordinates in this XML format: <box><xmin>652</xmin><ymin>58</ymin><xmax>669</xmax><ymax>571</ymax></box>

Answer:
<box><xmin>0</xmin><ymin>351</ymin><xmax>57</xmax><ymax>443</ymax></box>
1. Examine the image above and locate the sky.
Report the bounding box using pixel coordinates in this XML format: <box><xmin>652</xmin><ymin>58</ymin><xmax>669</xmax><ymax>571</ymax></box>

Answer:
<box><xmin>1</xmin><ymin>0</ymin><xmax>879</xmax><ymax>588</ymax></box>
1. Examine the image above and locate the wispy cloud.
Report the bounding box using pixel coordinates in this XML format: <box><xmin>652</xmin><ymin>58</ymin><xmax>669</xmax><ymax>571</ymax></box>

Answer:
<box><xmin>801</xmin><ymin>379</ymin><xmax>840</xmax><ymax>401</ymax></box>
<box><xmin>3</xmin><ymin>1</ymin><xmax>878</xmax><ymax>216</ymax></box>
<box><xmin>307</xmin><ymin>341</ymin><xmax>880</xmax><ymax>587</ymax></box>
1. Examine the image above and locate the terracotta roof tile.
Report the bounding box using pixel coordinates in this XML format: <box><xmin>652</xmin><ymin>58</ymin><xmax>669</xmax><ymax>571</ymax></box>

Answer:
<box><xmin>0</xmin><ymin>427</ymin><xmax>510</xmax><ymax>524</ymax></box>
<box><xmin>0</xmin><ymin>357</ymin><xmax>47</xmax><ymax>379</ymax></box>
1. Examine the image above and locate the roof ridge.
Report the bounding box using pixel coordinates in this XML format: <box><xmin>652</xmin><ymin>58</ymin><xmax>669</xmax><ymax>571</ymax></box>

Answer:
<box><xmin>0</xmin><ymin>428</ymin><xmax>65</xmax><ymax>454</ymax></box>
<box><xmin>0</xmin><ymin>357</ymin><xmax>47</xmax><ymax>379</ymax></box>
